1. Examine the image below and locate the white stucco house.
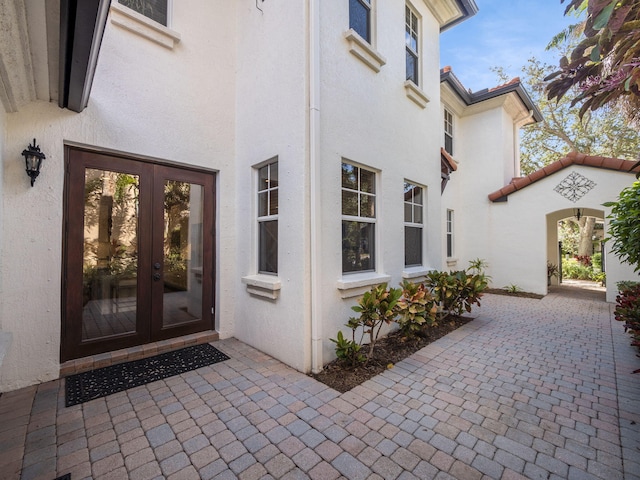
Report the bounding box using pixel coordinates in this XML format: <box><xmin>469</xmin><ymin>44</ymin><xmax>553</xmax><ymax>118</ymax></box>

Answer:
<box><xmin>1</xmin><ymin>0</ymin><xmax>638</xmax><ymax>392</ymax></box>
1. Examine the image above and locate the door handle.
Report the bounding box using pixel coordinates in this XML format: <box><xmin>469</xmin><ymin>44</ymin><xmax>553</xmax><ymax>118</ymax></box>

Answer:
<box><xmin>154</xmin><ymin>262</ymin><xmax>161</xmax><ymax>270</ymax></box>
<box><xmin>153</xmin><ymin>272</ymin><xmax>161</xmax><ymax>281</ymax></box>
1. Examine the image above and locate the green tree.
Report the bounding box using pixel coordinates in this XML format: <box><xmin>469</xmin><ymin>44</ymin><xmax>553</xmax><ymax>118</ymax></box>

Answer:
<box><xmin>493</xmin><ymin>57</ymin><xmax>640</xmax><ymax>176</ymax></box>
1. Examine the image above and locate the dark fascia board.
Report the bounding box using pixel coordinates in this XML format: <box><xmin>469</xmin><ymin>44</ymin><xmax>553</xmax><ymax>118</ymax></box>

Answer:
<box><xmin>441</xmin><ymin>0</ymin><xmax>479</xmax><ymax>32</ymax></box>
<box><xmin>440</xmin><ymin>69</ymin><xmax>543</xmax><ymax>123</ymax></box>
<box><xmin>59</xmin><ymin>0</ymin><xmax>110</xmax><ymax>112</ymax></box>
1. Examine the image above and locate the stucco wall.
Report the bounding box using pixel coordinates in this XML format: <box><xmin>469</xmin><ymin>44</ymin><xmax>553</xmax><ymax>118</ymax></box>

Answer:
<box><xmin>232</xmin><ymin>1</ymin><xmax>311</xmax><ymax>372</ymax></box>
<box><xmin>0</xmin><ymin>1</ymin><xmax>237</xmax><ymax>391</ymax></box>
<box><xmin>316</xmin><ymin>1</ymin><xmax>444</xmax><ymax>367</ymax></box>
<box><xmin>488</xmin><ymin>165</ymin><xmax>640</xmax><ymax>298</ymax></box>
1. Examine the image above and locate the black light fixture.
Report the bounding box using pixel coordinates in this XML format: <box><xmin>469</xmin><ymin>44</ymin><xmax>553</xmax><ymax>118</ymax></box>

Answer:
<box><xmin>21</xmin><ymin>139</ymin><xmax>46</xmax><ymax>187</ymax></box>
<box><xmin>574</xmin><ymin>208</ymin><xmax>583</xmax><ymax>221</ymax></box>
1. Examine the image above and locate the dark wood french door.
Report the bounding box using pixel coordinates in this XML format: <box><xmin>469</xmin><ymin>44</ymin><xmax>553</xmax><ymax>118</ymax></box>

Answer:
<box><xmin>62</xmin><ymin>147</ymin><xmax>215</xmax><ymax>361</ymax></box>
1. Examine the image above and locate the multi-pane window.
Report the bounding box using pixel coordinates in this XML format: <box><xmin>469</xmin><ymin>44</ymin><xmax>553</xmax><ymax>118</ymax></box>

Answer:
<box><xmin>404</xmin><ymin>182</ymin><xmax>423</xmax><ymax>266</ymax></box>
<box><xmin>444</xmin><ymin>109</ymin><xmax>454</xmax><ymax>155</ymax></box>
<box><xmin>118</xmin><ymin>0</ymin><xmax>168</xmax><ymax>26</ymax></box>
<box><xmin>350</xmin><ymin>0</ymin><xmax>371</xmax><ymax>42</ymax></box>
<box><xmin>446</xmin><ymin>209</ymin><xmax>454</xmax><ymax>258</ymax></box>
<box><xmin>405</xmin><ymin>5</ymin><xmax>419</xmax><ymax>84</ymax></box>
<box><xmin>258</xmin><ymin>161</ymin><xmax>278</xmax><ymax>274</ymax></box>
<box><xmin>342</xmin><ymin>162</ymin><xmax>376</xmax><ymax>273</ymax></box>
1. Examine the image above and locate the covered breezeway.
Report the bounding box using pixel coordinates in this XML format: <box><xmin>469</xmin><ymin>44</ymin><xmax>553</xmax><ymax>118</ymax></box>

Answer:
<box><xmin>486</xmin><ymin>153</ymin><xmax>640</xmax><ymax>302</ymax></box>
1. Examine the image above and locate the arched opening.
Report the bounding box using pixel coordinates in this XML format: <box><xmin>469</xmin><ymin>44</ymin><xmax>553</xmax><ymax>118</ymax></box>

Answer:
<box><xmin>546</xmin><ymin>208</ymin><xmax>606</xmax><ymax>295</ymax></box>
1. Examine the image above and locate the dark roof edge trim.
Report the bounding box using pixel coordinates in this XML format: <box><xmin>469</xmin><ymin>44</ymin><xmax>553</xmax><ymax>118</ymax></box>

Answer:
<box><xmin>441</xmin><ymin>0</ymin><xmax>479</xmax><ymax>32</ymax></box>
<box><xmin>59</xmin><ymin>0</ymin><xmax>110</xmax><ymax>113</ymax></box>
<box><xmin>440</xmin><ymin>69</ymin><xmax>543</xmax><ymax>123</ymax></box>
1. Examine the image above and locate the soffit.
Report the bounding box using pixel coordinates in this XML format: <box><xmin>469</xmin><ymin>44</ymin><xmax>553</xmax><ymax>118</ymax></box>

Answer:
<box><xmin>423</xmin><ymin>0</ymin><xmax>478</xmax><ymax>31</ymax></box>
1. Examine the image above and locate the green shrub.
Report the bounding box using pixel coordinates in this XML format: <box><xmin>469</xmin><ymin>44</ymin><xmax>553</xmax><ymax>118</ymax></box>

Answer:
<box><xmin>424</xmin><ymin>267</ymin><xmax>488</xmax><ymax>321</ymax></box>
<box><xmin>503</xmin><ymin>284</ymin><xmax>523</xmax><ymax>293</ymax></box>
<box><xmin>396</xmin><ymin>281</ymin><xmax>437</xmax><ymax>338</ymax></box>
<box><xmin>346</xmin><ymin>284</ymin><xmax>402</xmax><ymax>363</ymax></box>
<box><xmin>332</xmin><ymin>260</ymin><xmax>489</xmax><ymax>365</ymax></box>
<box><xmin>562</xmin><ymin>258</ymin><xmax>594</xmax><ymax>280</ymax></box>
<box><xmin>592</xmin><ymin>252</ymin><xmax>602</xmax><ymax>271</ymax></box>
<box><xmin>330</xmin><ymin>331</ymin><xmax>365</xmax><ymax>366</ymax></box>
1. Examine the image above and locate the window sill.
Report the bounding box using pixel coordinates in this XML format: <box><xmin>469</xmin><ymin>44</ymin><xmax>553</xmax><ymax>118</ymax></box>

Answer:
<box><xmin>110</xmin><ymin>3</ymin><xmax>181</xmax><ymax>49</ymax></box>
<box><xmin>404</xmin><ymin>81</ymin><xmax>430</xmax><ymax>108</ymax></box>
<box><xmin>336</xmin><ymin>272</ymin><xmax>391</xmax><ymax>299</ymax></box>
<box><xmin>344</xmin><ymin>29</ymin><xmax>386</xmax><ymax>73</ymax></box>
<box><xmin>402</xmin><ymin>267</ymin><xmax>432</xmax><ymax>280</ymax></box>
<box><xmin>242</xmin><ymin>274</ymin><xmax>281</xmax><ymax>300</ymax></box>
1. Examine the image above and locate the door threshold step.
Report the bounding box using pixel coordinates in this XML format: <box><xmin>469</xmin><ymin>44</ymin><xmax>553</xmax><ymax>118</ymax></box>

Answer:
<box><xmin>60</xmin><ymin>331</ymin><xmax>220</xmax><ymax>377</ymax></box>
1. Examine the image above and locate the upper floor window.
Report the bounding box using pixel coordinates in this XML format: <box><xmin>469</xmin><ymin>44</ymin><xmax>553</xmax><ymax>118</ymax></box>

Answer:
<box><xmin>446</xmin><ymin>209</ymin><xmax>454</xmax><ymax>258</ymax></box>
<box><xmin>444</xmin><ymin>109</ymin><xmax>454</xmax><ymax>155</ymax></box>
<box><xmin>258</xmin><ymin>160</ymin><xmax>278</xmax><ymax>274</ymax></box>
<box><xmin>350</xmin><ymin>0</ymin><xmax>371</xmax><ymax>42</ymax></box>
<box><xmin>342</xmin><ymin>162</ymin><xmax>376</xmax><ymax>273</ymax></box>
<box><xmin>404</xmin><ymin>182</ymin><xmax>423</xmax><ymax>266</ymax></box>
<box><xmin>405</xmin><ymin>5</ymin><xmax>419</xmax><ymax>84</ymax></box>
<box><xmin>119</xmin><ymin>0</ymin><xmax>168</xmax><ymax>26</ymax></box>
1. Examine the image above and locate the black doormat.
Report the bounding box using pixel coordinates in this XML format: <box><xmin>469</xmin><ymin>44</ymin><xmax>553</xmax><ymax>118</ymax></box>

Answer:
<box><xmin>65</xmin><ymin>344</ymin><xmax>229</xmax><ymax>407</ymax></box>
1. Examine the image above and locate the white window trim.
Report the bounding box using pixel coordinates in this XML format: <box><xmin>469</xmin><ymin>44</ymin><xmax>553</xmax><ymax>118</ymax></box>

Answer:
<box><xmin>403</xmin><ymin>181</ymin><xmax>425</xmax><ymax>269</ymax></box>
<box><xmin>444</xmin><ymin>108</ymin><xmax>454</xmax><ymax>155</ymax></box>
<box><xmin>257</xmin><ymin>160</ymin><xmax>278</xmax><ymax>276</ymax></box>
<box><xmin>110</xmin><ymin>1</ymin><xmax>180</xmax><ymax>50</ymax></box>
<box><xmin>242</xmin><ymin>274</ymin><xmax>281</xmax><ymax>300</ymax></box>
<box><xmin>402</xmin><ymin>267</ymin><xmax>432</xmax><ymax>280</ymax></box>
<box><xmin>405</xmin><ymin>80</ymin><xmax>430</xmax><ymax>108</ymax></box>
<box><xmin>405</xmin><ymin>4</ymin><xmax>420</xmax><ymax>84</ymax></box>
<box><xmin>344</xmin><ymin>29</ymin><xmax>386</xmax><ymax>73</ymax></box>
<box><xmin>446</xmin><ymin>209</ymin><xmax>455</xmax><ymax>260</ymax></box>
<box><xmin>337</xmin><ymin>272</ymin><xmax>392</xmax><ymax>299</ymax></box>
<box><xmin>242</xmin><ymin>158</ymin><xmax>280</xmax><ymax>300</ymax></box>
<box><xmin>344</xmin><ymin>0</ymin><xmax>385</xmax><ymax>73</ymax></box>
<box><xmin>339</xmin><ymin>161</ymin><xmax>386</xmax><ymax>296</ymax></box>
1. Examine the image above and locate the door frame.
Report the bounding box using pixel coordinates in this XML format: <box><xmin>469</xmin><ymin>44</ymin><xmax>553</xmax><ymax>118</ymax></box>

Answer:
<box><xmin>61</xmin><ymin>144</ymin><xmax>217</xmax><ymax>362</ymax></box>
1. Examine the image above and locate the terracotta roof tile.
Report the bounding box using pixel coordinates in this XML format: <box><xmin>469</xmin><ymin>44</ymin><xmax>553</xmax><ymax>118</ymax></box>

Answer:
<box><xmin>441</xmin><ymin>148</ymin><xmax>458</xmax><ymax>171</ymax></box>
<box><xmin>488</xmin><ymin>153</ymin><xmax>640</xmax><ymax>202</ymax></box>
<box><xmin>488</xmin><ymin>77</ymin><xmax>520</xmax><ymax>92</ymax></box>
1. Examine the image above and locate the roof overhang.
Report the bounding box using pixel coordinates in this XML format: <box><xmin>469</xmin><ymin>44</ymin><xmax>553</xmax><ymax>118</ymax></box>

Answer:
<box><xmin>488</xmin><ymin>152</ymin><xmax>640</xmax><ymax>202</ymax></box>
<box><xmin>0</xmin><ymin>0</ymin><xmax>109</xmax><ymax>114</ymax></box>
<box><xmin>58</xmin><ymin>0</ymin><xmax>110</xmax><ymax>112</ymax></box>
<box><xmin>424</xmin><ymin>0</ymin><xmax>479</xmax><ymax>32</ymax></box>
<box><xmin>440</xmin><ymin>68</ymin><xmax>543</xmax><ymax>124</ymax></box>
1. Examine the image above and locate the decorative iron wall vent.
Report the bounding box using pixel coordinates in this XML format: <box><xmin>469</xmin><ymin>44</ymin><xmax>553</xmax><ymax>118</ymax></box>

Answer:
<box><xmin>554</xmin><ymin>171</ymin><xmax>596</xmax><ymax>202</ymax></box>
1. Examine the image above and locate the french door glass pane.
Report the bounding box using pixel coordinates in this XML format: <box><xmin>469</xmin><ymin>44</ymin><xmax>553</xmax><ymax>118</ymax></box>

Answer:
<box><xmin>82</xmin><ymin>169</ymin><xmax>139</xmax><ymax>340</ymax></box>
<box><xmin>162</xmin><ymin>181</ymin><xmax>204</xmax><ymax>327</ymax></box>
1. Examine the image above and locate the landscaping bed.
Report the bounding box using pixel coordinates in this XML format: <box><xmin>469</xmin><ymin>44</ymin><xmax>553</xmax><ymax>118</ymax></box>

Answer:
<box><xmin>310</xmin><ymin>316</ymin><xmax>473</xmax><ymax>393</ymax></box>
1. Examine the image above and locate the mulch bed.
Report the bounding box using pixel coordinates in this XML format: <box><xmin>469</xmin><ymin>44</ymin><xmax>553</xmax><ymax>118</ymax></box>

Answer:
<box><xmin>310</xmin><ymin>316</ymin><xmax>473</xmax><ymax>393</ymax></box>
<box><xmin>484</xmin><ymin>288</ymin><xmax>544</xmax><ymax>299</ymax></box>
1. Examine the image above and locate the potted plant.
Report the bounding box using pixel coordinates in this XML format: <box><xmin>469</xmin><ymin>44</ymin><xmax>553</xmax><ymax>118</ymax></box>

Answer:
<box><xmin>547</xmin><ymin>261</ymin><xmax>559</xmax><ymax>286</ymax></box>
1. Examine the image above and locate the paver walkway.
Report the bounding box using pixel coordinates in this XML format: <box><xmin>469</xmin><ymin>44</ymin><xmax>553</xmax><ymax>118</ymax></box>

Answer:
<box><xmin>1</xmin><ymin>289</ymin><xmax>639</xmax><ymax>479</ymax></box>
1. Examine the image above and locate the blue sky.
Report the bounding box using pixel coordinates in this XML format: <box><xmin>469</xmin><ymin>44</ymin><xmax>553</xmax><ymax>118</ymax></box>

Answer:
<box><xmin>440</xmin><ymin>1</ymin><xmax>582</xmax><ymax>92</ymax></box>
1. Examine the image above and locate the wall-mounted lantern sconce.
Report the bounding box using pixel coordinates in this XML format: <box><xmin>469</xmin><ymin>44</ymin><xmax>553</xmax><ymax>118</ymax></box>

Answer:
<box><xmin>574</xmin><ymin>208</ymin><xmax>583</xmax><ymax>221</ymax></box>
<box><xmin>21</xmin><ymin>139</ymin><xmax>46</xmax><ymax>187</ymax></box>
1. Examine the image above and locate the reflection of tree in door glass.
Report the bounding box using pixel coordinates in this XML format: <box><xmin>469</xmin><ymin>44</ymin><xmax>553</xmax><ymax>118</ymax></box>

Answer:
<box><xmin>81</xmin><ymin>169</ymin><xmax>140</xmax><ymax>340</ymax></box>
<box><xmin>163</xmin><ymin>181</ymin><xmax>190</xmax><ymax>292</ymax></box>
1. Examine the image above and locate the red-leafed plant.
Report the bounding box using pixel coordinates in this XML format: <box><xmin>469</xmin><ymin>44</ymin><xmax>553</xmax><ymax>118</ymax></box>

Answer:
<box><xmin>615</xmin><ymin>282</ymin><xmax>640</xmax><ymax>373</ymax></box>
<box><xmin>575</xmin><ymin>255</ymin><xmax>592</xmax><ymax>266</ymax></box>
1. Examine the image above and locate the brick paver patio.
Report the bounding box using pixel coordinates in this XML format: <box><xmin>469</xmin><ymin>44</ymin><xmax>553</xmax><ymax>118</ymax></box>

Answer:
<box><xmin>1</xmin><ymin>289</ymin><xmax>639</xmax><ymax>479</ymax></box>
